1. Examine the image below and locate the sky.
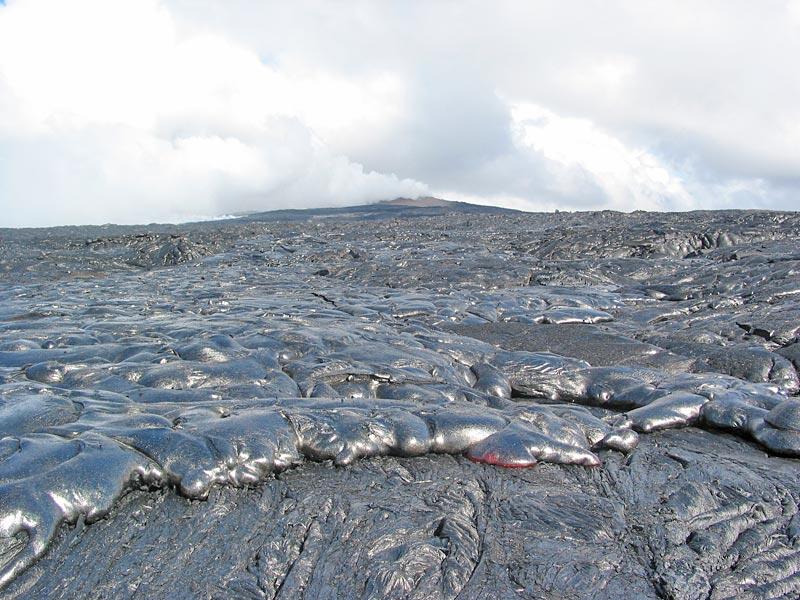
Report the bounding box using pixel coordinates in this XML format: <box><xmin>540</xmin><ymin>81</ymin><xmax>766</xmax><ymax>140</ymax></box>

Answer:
<box><xmin>1</xmin><ymin>1</ymin><xmax>798</xmax><ymax>227</ymax></box>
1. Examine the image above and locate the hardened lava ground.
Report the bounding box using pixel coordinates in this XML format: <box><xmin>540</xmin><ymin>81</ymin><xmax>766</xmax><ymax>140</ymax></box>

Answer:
<box><xmin>0</xmin><ymin>202</ymin><xmax>799</xmax><ymax>599</ymax></box>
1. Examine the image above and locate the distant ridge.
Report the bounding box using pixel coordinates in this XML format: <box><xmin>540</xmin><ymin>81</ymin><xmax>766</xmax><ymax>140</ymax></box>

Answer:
<box><xmin>378</xmin><ymin>196</ymin><xmax>454</xmax><ymax>208</ymax></box>
<box><xmin>237</xmin><ymin>196</ymin><xmax>520</xmax><ymax>223</ymax></box>
<box><xmin>1</xmin><ymin>197</ymin><xmax>521</xmax><ymax>233</ymax></box>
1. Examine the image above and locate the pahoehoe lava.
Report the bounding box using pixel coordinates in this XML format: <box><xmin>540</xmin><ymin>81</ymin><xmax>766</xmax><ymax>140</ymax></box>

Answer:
<box><xmin>1</xmin><ymin>201</ymin><xmax>799</xmax><ymax>598</ymax></box>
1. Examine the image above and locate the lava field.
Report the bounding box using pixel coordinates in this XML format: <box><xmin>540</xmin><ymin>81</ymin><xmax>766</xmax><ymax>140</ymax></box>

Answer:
<box><xmin>0</xmin><ymin>202</ymin><xmax>799</xmax><ymax>599</ymax></box>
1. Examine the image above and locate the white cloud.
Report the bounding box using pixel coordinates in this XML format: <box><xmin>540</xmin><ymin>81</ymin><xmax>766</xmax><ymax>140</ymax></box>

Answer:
<box><xmin>0</xmin><ymin>0</ymin><xmax>798</xmax><ymax>226</ymax></box>
<box><xmin>0</xmin><ymin>0</ymin><xmax>424</xmax><ymax>226</ymax></box>
<box><xmin>788</xmin><ymin>0</ymin><xmax>800</xmax><ymax>24</ymax></box>
<box><xmin>509</xmin><ymin>102</ymin><xmax>695</xmax><ymax>212</ymax></box>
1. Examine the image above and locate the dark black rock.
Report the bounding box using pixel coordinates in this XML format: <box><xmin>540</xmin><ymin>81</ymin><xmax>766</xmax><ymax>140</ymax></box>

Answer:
<box><xmin>0</xmin><ymin>202</ymin><xmax>799</xmax><ymax>598</ymax></box>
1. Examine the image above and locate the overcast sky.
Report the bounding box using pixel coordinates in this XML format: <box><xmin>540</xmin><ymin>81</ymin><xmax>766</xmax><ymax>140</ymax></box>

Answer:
<box><xmin>1</xmin><ymin>0</ymin><xmax>798</xmax><ymax>226</ymax></box>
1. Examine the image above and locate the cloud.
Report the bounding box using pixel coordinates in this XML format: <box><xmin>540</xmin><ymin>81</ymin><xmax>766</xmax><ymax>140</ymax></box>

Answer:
<box><xmin>0</xmin><ymin>0</ymin><xmax>425</xmax><ymax>226</ymax></box>
<box><xmin>508</xmin><ymin>102</ymin><xmax>695</xmax><ymax>212</ymax></box>
<box><xmin>0</xmin><ymin>0</ymin><xmax>798</xmax><ymax>226</ymax></box>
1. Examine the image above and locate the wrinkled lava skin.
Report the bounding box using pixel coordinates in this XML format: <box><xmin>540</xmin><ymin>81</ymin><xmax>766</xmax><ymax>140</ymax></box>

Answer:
<box><xmin>1</xmin><ymin>203</ymin><xmax>799</xmax><ymax>599</ymax></box>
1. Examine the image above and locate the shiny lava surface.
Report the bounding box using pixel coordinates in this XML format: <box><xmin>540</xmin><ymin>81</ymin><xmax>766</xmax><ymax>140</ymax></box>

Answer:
<box><xmin>1</xmin><ymin>203</ymin><xmax>800</xmax><ymax>599</ymax></box>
